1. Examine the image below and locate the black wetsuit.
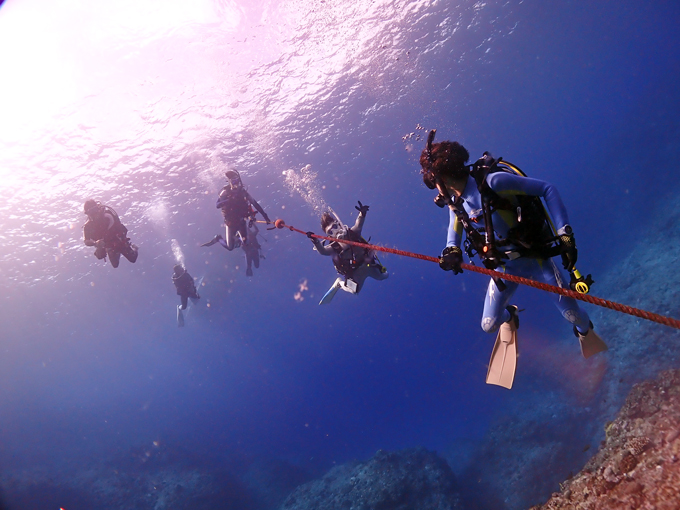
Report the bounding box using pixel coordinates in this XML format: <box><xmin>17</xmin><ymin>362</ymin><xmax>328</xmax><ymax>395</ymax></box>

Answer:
<box><xmin>215</xmin><ymin>186</ymin><xmax>269</xmax><ymax>250</ymax></box>
<box><xmin>172</xmin><ymin>271</ymin><xmax>200</xmax><ymax>309</ymax></box>
<box><xmin>83</xmin><ymin>207</ymin><xmax>138</xmax><ymax>268</ymax></box>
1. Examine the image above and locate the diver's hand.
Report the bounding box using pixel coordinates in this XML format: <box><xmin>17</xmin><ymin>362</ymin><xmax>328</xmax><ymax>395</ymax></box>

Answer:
<box><xmin>439</xmin><ymin>246</ymin><xmax>463</xmax><ymax>274</ymax></box>
<box><xmin>355</xmin><ymin>201</ymin><xmax>370</xmax><ymax>216</ymax></box>
<box><xmin>559</xmin><ymin>229</ymin><xmax>578</xmax><ymax>272</ymax></box>
<box><xmin>306</xmin><ymin>231</ymin><xmax>315</xmax><ymax>239</ymax></box>
<box><xmin>95</xmin><ymin>239</ymin><xmax>106</xmax><ymax>248</ymax></box>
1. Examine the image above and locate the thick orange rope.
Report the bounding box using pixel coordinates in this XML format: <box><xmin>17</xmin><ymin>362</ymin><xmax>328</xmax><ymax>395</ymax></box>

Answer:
<box><xmin>272</xmin><ymin>218</ymin><xmax>680</xmax><ymax>330</ymax></box>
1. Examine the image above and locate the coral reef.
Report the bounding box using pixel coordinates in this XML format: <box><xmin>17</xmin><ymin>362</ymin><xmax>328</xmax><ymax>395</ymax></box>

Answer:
<box><xmin>530</xmin><ymin>368</ymin><xmax>680</xmax><ymax>509</ymax></box>
<box><xmin>278</xmin><ymin>447</ymin><xmax>463</xmax><ymax>510</ymax></box>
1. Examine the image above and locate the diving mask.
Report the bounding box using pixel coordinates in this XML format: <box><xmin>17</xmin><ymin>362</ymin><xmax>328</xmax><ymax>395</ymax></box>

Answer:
<box><xmin>325</xmin><ymin>222</ymin><xmax>346</xmax><ymax>239</ymax></box>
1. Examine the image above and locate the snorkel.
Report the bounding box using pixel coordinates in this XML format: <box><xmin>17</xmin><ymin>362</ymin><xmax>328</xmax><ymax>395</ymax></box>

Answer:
<box><xmin>426</xmin><ymin>130</ymin><xmax>456</xmax><ymax>209</ymax></box>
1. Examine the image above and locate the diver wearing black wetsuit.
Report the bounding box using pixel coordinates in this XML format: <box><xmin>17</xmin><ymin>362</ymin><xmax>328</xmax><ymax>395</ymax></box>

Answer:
<box><xmin>82</xmin><ymin>199</ymin><xmax>138</xmax><ymax>268</ymax></box>
<box><xmin>172</xmin><ymin>265</ymin><xmax>200</xmax><ymax>309</ymax></box>
<box><xmin>241</xmin><ymin>222</ymin><xmax>263</xmax><ymax>277</ymax></box>
<box><xmin>202</xmin><ymin>170</ymin><xmax>271</xmax><ymax>251</ymax></box>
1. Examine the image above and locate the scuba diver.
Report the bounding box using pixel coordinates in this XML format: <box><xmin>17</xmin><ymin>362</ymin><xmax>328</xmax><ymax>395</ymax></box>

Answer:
<box><xmin>201</xmin><ymin>170</ymin><xmax>271</xmax><ymax>251</ymax></box>
<box><xmin>242</xmin><ymin>222</ymin><xmax>264</xmax><ymax>277</ymax></box>
<box><xmin>82</xmin><ymin>199</ymin><xmax>138</xmax><ymax>268</ymax></box>
<box><xmin>420</xmin><ymin>131</ymin><xmax>607</xmax><ymax>389</ymax></box>
<box><xmin>307</xmin><ymin>201</ymin><xmax>388</xmax><ymax>305</ymax></box>
<box><xmin>172</xmin><ymin>264</ymin><xmax>201</xmax><ymax>327</ymax></box>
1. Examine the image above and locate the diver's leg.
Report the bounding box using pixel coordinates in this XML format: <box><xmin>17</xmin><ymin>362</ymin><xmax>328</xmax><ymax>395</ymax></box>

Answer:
<box><xmin>253</xmin><ymin>251</ymin><xmax>260</xmax><ymax>269</ymax></box>
<box><xmin>121</xmin><ymin>242</ymin><xmax>138</xmax><ymax>263</ymax></box>
<box><xmin>537</xmin><ymin>259</ymin><xmax>591</xmax><ymax>333</ymax></box>
<box><xmin>348</xmin><ymin>267</ymin><xmax>368</xmax><ymax>294</ymax></box>
<box><xmin>223</xmin><ymin>225</ymin><xmax>237</xmax><ymax>250</ymax></box>
<box><xmin>245</xmin><ymin>253</ymin><xmax>254</xmax><ymax>277</ymax></box>
<box><xmin>351</xmin><ymin>264</ymin><xmax>389</xmax><ymax>293</ymax></box>
<box><xmin>367</xmin><ymin>264</ymin><xmax>389</xmax><ymax>282</ymax></box>
<box><xmin>107</xmin><ymin>248</ymin><xmax>121</xmax><ymax>268</ymax></box>
<box><xmin>481</xmin><ymin>275</ymin><xmax>519</xmax><ymax>333</ymax></box>
<box><xmin>537</xmin><ymin>259</ymin><xmax>607</xmax><ymax>357</ymax></box>
<box><xmin>180</xmin><ymin>295</ymin><xmax>189</xmax><ymax>310</ymax></box>
<box><xmin>238</xmin><ymin>222</ymin><xmax>248</xmax><ymax>246</ymax></box>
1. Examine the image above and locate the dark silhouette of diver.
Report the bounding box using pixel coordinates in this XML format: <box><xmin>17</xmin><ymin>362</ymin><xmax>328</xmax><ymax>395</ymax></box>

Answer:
<box><xmin>421</xmin><ymin>132</ymin><xmax>606</xmax><ymax>389</ymax></box>
<box><xmin>172</xmin><ymin>264</ymin><xmax>200</xmax><ymax>327</ymax></box>
<box><xmin>242</xmin><ymin>222</ymin><xmax>264</xmax><ymax>277</ymax></box>
<box><xmin>201</xmin><ymin>170</ymin><xmax>270</xmax><ymax>251</ymax></box>
<box><xmin>82</xmin><ymin>199</ymin><xmax>138</xmax><ymax>268</ymax></box>
<box><xmin>307</xmin><ymin>201</ymin><xmax>388</xmax><ymax>304</ymax></box>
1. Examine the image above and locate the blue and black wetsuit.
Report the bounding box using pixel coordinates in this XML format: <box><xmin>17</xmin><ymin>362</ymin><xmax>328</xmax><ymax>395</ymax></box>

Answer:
<box><xmin>446</xmin><ymin>171</ymin><xmax>591</xmax><ymax>334</ymax></box>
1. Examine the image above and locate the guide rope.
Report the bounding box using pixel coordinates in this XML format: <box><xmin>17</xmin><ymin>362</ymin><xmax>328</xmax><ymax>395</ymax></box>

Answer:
<box><xmin>269</xmin><ymin>219</ymin><xmax>680</xmax><ymax>331</ymax></box>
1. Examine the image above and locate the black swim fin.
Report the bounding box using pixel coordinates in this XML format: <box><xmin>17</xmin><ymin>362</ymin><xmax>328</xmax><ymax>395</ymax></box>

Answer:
<box><xmin>200</xmin><ymin>235</ymin><xmax>223</xmax><ymax>247</ymax></box>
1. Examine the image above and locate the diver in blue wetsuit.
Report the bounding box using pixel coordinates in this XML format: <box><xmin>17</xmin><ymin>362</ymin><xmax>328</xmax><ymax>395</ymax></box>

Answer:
<box><xmin>420</xmin><ymin>132</ymin><xmax>606</xmax><ymax>389</ymax></box>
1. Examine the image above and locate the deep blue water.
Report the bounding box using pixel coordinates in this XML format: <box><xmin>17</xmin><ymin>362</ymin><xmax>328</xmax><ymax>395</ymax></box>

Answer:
<box><xmin>1</xmin><ymin>0</ymin><xmax>680</xmax><ymax>507</ymax></box>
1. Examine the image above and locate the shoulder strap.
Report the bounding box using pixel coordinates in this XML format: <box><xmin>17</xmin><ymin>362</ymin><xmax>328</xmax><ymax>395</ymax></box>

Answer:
<box><xmin>102</xmin><ymin>205</ymin><xmax>122</xmax><ymax>225</ymax></box>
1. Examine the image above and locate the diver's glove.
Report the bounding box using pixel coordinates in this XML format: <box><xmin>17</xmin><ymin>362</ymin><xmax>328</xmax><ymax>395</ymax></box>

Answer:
<box><xmin>559</xmin><ymin>226</ymin><xmax>578</xmax><ymax>271</ymax></box>
<box><xmin>439</xmin><ymin>246</ymin><xmax>464</xmax><ymax>274</ymax></box>
<box><xmin>306</xmin><ymin>231</ymin><xmax>315</xmax><ymax>239</ymax></box>
<box><xmin>355</xmin><ymin>201</ymin><xmax>370</xmax><ymax>216</ymax></box>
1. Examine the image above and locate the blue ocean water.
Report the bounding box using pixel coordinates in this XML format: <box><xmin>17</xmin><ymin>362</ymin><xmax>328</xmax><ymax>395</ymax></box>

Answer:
<box><xmin>1</xmin><ymin>0</ymin><xmax>679</xmax><ymax>508</ymax></box>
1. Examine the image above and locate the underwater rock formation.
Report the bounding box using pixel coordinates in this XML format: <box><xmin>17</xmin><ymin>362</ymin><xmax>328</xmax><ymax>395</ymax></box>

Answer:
<box><xmin>279</xmin><ymin>447</ymin><xmax>464</xmax><ymax>510</ymax></box>
<box><xmin>530</xmin><ymin>368</ymin><xmax>680</xmax><ymax>509</ymax></box>
<box><xmin>0</xmin><ymin>440</ymin><xmax>307</xmax><ymax>510</ymax></box>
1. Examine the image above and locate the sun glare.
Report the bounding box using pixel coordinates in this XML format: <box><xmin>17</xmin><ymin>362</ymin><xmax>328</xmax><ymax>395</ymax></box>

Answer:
<box><xmin>0</xmin><ymin>0</ymin><xmax>232</xmax><ymax>149</ymax></box>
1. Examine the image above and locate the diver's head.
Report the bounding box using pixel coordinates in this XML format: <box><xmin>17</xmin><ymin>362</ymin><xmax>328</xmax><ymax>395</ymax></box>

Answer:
<box><xmin>320</xmin><ymin>212</ymin><xmax>335</xmax><ymax>232</ymax></box>
<box><xmin>225</xmin><ymin>170</ymin><xmax>243</xmax><ymax>189</ymax></box>
<box><xmin>420</xmin><ymin>140</ymin><xmax>470</xmax><ymax>189</ymax></box>
<box><xmin>320</xmin><ymin>212</ymin><xmax>343</xmax><ymax>238</ymax></box>
<box><xmin>83</xmin><ymin>199</ymin><xmax>101</xmax><ymax>217</ymax></box>
<box><xmin>173</xmin><ymin>264</ymin><xmax>185</xmax><ymax>277</ymax></box>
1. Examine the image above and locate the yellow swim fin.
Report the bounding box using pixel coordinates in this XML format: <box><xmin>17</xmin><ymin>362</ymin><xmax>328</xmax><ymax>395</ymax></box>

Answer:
<box><xmin>486</xmin><ymin>306</ymin><xmax>519</xmax><ymax>390</ymax></box>
<box><xmin>576</xmin><ymin>323</ymin><xmax>608</xmax><ymax>358</ymax></box>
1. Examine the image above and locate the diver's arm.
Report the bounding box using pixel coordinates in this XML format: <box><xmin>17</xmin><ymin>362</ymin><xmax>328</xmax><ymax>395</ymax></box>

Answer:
<box><xmin>487</xmin><ymin>172</ymin><xmax>571</xmax><ymax>233</ymax></box>
<box><xmin>349</xmin><ymin>211</ymin><xmax>366</xmax><ymax>237</ymax></box>
<box><xmin>83</xmin><ymin>221</ymin><xmax>107</xmax><ymax>246</ymax></box>
<box><xmin>245</xmin><ymin>192</ymin><xmax>270</xmax><ymax>222</ymax></box>
<box><xmin>445</xmin><ymin>209</ymin><xmax>464</xmax><ymax>248</ymax></box>
<box><xmin>216</xmin><ymin>187</ymin><xmax>229</xmax><ymax>209</ymax></box>
<box><xmin>83</xmin><ymin>224</ymin><xmax>97</xmax><ymax>246</ymax></box>
<box><xmin>312</xmin><ymin>239</ymin><xmax>336</xmax><ymax>256</ymax></box>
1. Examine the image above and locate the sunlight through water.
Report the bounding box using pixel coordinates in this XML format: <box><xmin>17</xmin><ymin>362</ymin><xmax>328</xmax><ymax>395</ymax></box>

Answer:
<box><xmin>0</xmin><ymin>0</ymin><xmax>516</xmax><ymax>284</ymax></box>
